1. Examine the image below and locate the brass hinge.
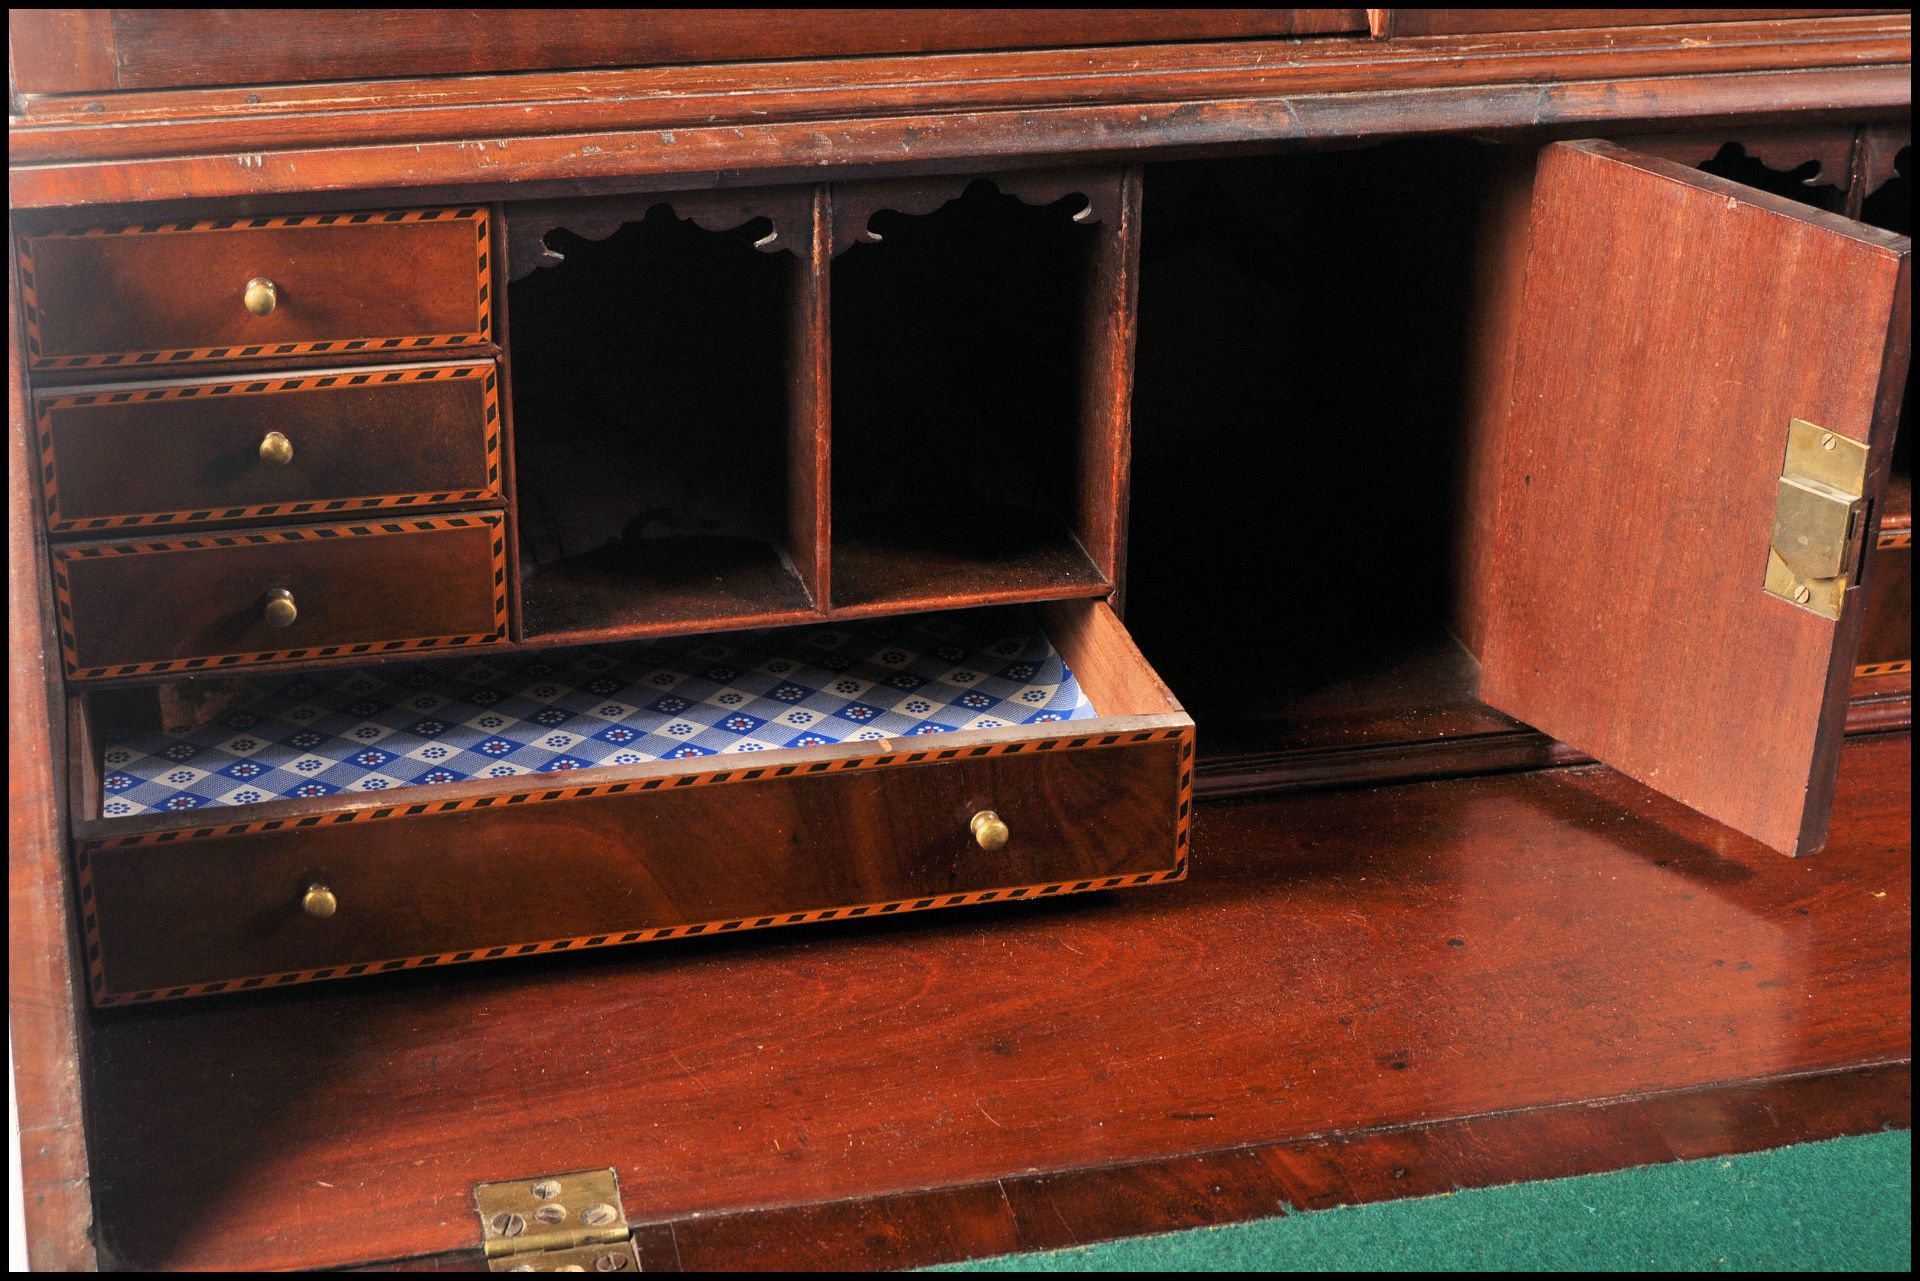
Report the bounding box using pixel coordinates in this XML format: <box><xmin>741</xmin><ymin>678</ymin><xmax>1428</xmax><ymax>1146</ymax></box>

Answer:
<box><xmin>1765</xmin><ymin>418</ymin><xmax>1871</xmax><ymax>621</ymax></box>
<box><xmin>474</xmin><ymin>1168</ymin><xmax>641</xmax><ymax>1273</ymax></box>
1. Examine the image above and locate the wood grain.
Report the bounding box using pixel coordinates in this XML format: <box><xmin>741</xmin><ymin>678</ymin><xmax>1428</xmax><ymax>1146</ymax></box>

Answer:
<box><xmin>6</xmin><ymin>233</ymin><xmax>98</xmax><ymax>1274</ymax></box>
<box><xmin>1075</xmin><ymin>167</ymin><xmax>1143</xmax><ymax>594</ymax></box>
<box><xmin>35</xmin><ymin>361</ymin><xmax>499</xmax><ymax>531</ymax></box>
<box><xmin>80</xmin><ymin>731</ymin><xmax>1910</xmax><ymax>1270</ymax></box>
<box><xmin>82</xmin><ymin>728</ymin><xmax>1188</xmax><ymax>999</ymax></box>
<box><xmin>8</xmin><ymin>18</ymin><xmax>1908</xmax><ymax>208</ymax></box>
<box><xmin>365</xmin><ymin>1061</ymin><xmax>1914</xmax><ymax>1271</ymax></box>
<box><xmin>637</xmin><ymin>1062</ymin><xmax>1915</xmax><ymax>1271</ymax></box>
<box><xmin>1481</xmin><ymin>140</ymin><xmax>1911</xmax><ymax>856</ymax></box>
<box><xmin>1452</xmin><ymin>146</ymin><xmax>1537</xmax><ymax>658</ymax></box>
<box><xmin>20</xmin><ymin>209</ymin><xmax>490</xmax><ymax>369</ymax></box>
<box><xmin>1389</xmin><ymin>9</ymin><xmax>1896</xmax><ymax>37</ymax></box>
<box><xmin>57</xmin><ymin>515</ymin><xmax>506</xmax><ymax>675</ymax></box>
<box><xmin>789</xmin><ymin>186</ymin><xmax>833</xmax><ymax>609</ymax></box>
<box><xmin>1039</xmin><ymin>599</ymin><xmax>1182</xmax><ymax>715</ymax></box>
<box><xmin>9</xmin><ymin>10</ymin><xmax>1372</xmax><ymax>95</ymax></box>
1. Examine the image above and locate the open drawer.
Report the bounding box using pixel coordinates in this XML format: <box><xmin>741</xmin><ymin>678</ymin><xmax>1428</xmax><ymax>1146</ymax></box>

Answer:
<box><xmin>69</xmin><ymin>599</ymin><xmax>1191</xmax><ymax>1004</ymax></box>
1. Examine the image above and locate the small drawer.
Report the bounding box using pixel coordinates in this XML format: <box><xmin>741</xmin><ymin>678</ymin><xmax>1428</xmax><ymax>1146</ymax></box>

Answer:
<box><xmin>20</xmin><ymin>208</ymin><xmax>491</xmax><ymax>371</ymax></box>
<box><xmin>54</xmin><ymin>513</ymin><xmax>507</xmax><ymax>679</ymax></box>
<box><xmin>72</xmin><ymin>600</ymin><xmax>1192</xmax><ymax>1003</ymax></box>
<box><xmin>35</xmin><ymin>361</ymin><xmax>501</xmax><ymax>532</ymax></box>
<box><xmin>1855</xmin><ymin>519</ymin><xmax>1911</xmax><ymax>679</ymax></box>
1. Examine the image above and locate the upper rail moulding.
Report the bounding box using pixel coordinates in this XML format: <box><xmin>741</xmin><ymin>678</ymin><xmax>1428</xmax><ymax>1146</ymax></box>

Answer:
<box><xmin>5</xmin><ymin>16</ymin><xmax>1911</xmax><ymax>210</ymax></box>
<box><xmin>6</xmin><ymin>10</ymin><xmax>1376</xmax><ymax>93</ymax></box>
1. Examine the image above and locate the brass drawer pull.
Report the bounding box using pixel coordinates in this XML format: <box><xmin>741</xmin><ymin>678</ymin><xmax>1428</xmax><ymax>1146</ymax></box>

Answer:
<box><xmin>243</xmin><ymin>276</ymin><xmax>279</xmax><ymax>317</ymax></box>
<box><xmin>302</xmin><ymin>883</ymin><xmax>337</xmax><ymax>919</ymax></box>
<box><xmin>258</xmin><ymin>431</ymin><xmax>294</xmax><ymax>466</ymax></box>
<box><xmin>970</xmin><ymin>810</ymin><xmax>1010</xmax><ymax>851</ymax></box>
<box><xmin>263</xmin><ymin>587</ymin><xmax>298</xmax><ymax>629</ymax></box>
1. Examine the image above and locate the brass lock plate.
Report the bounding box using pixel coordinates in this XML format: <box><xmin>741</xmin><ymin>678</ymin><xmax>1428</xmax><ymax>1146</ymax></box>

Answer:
<box><xmin>1765</xmin><ymin>419</ymin><xmax>1870</xmax><ymax>620</ymax></box>
<box><xmin>475</xmin><ymin>1167</ymin><xmax>640</xmax><ymax>1272</ymax></box>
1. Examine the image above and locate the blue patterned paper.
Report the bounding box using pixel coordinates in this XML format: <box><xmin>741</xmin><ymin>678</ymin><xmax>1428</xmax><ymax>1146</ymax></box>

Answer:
<box><xmin>98</xmin><ymin>608</ymin><xmax>1096</xmax><ymax>817</ymax></box>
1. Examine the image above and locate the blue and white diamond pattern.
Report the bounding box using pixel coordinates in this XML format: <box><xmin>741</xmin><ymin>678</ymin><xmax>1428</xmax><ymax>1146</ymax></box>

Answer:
<box><xmin>96</xmin><ymin>608</ymin><xmax>1097</xmax><ymax>816</ymax></box>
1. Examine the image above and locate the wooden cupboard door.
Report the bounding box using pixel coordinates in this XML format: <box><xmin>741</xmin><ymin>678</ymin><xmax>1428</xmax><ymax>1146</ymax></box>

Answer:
<box><xmin>1481</xmin><ymin>140</ymin><xmax>1910</xmax><ymax>857</ymax></box>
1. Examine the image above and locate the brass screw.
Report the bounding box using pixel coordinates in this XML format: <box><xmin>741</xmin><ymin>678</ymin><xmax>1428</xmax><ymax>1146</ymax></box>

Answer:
<box><xmin>1821</xmin><ymin>433</ymin><xmax>1838</xmax><ymax>451</ymax></box>
<box><xmin>490</xmin><ymin>1212</ymin><xmax>527</xmax><ymax>1238</ymax></box>
<box><xmin>531</xmin><ymin>1179</ymin><xmax>562</xmax><ymax>1200</ymax></box>
<box><xmin>580</xmin><ymin>1203</ymin><xmax>620</xmax><ymax>1228</ymax></box>
<box><xmin>597</xmin><ymin>1253</ymin><xmax>633</xmax><ymax>1271</ymax></box>
<box><xmin>534</xmin><ymin>1204</ymin><xmax>567</xmax><ymax>1225</ymax></box>
<box><xmin>1793</xmin><ymin>584</ymin><xmax>1812</xmax><ymax>604</ymax></box>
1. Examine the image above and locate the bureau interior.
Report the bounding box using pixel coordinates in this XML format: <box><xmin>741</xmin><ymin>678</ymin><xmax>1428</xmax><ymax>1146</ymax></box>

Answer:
<box><xmin>1125</xmin><ymin>136</ymin><xmax>1913</xmax><ymax>765</ymax></box>
<box><xmin>508</xmin><ymin>204</ymin><xmax>811</xmax><ymax>642</ymax></box>
<box><xmin>829</xmin><ymin>179</ymin><xmax>1108</xmax><ymax>611</ymax></box>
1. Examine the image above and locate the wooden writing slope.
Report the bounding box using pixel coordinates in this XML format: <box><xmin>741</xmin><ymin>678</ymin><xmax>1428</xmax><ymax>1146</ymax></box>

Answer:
<box><xmin>8</xmin><ymin>9</ymin><xmax>1912</xmax><ymax>1271</ymax></box>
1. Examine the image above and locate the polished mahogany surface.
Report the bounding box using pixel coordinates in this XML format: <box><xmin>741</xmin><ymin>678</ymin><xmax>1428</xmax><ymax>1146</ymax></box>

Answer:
<box><xmin>35</xmin><ymin>361</ymin><xmax>498</xmax><ymax>532</ymax></box>
<box><xmin>1482</xmin><ymin>141</ymin><xmax>1910</xmax><ymax>857</ymax></box>
<box><xmin>9</xmin><ymin>12</ymin><xmax>1913</xmax><ymax>1272</ymax></box>
<box><xmin>84</xmin><ymin>733</ymin><xmax>1909</xmax><ymax>1270</ymax></box>
<box><xmin>552</xmin><ymin>1063</ymin><xmax>1907</xmax><ymax>1273</ymax></box>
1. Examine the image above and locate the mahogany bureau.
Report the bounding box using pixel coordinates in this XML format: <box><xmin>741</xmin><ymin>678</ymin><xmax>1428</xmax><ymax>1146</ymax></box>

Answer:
<box><xmin>8</xmin><ymin>10</ymin><xmax>1912</xmax><ymax>1271</ymax></box>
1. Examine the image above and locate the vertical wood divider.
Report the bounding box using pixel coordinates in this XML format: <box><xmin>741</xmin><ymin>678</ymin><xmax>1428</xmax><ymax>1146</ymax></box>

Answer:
<box><xmin>491</xmin><ymin>204</ymin><xmax>525</xmax><ymax>640</ymax></box>
<box><xmin>1079</xmin><ymin>165</ymin><xmax>1144</xmax><ymax>615</ymax></box>
<box><xmin>789</xmin><ymin>183</ymin><xmax>832</xmax><ymax>610</ymax></box>
<box><xmin>1452</xmin><ymin>149</ymin><xmax>1537</xmax><ymax>659</ymax></box>
<box><xmin>7</xmin><ymin>250</ymin><xmax>99</xmax><ymax>1270</ymax></box>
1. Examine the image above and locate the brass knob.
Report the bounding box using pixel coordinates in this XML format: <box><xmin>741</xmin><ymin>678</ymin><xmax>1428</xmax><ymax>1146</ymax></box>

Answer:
<box><xmin>970</xmin><ymin>810</ymin><xmax>1010</xmax><ymax>852</ymax></box>
<box><xmin>263</xmin><ymin>587</ymin><xmax>298</xmax><ymax>628</ymax></box>
<box><xmin>258</xmin><ymin>431</ymin><xmax>294</xmax><ymax>466</ymax></box>
<box><xmin>243</xmin><ymin>277</ymin><xmax>278</xmax><ymax>316</ymax></box>
<box><xmin>302</xmin><ymin>883</ymin><xmax>337</xmax><ymax>919</ymax></box>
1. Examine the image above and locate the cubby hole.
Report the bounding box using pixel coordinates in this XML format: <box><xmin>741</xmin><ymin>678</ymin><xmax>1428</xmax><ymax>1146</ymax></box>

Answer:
<box><xmin>1128</xmin><ymin>142</ymin><xmax>1513</xmax><ymax>762</ymax></box>
<box><xmin>1129</xmin><ymin>135</ymin><xmax>1915</xmax><ymax>770</ymax></box>
<box><xmin>829</xmin><ymin>180</ymin><xmax>1112</xmax><ymax>614</ymax></box>
<box><xmin>508</xmin><ymin>206</ymin><xmax>815</xmax><ymax>642</ymax></box>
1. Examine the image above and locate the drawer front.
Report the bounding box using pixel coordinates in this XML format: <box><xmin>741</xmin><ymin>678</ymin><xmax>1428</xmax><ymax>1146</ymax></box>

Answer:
<box><xmin>20</xmin><ymin>208</ymin><xmax>491</xmax><ymax>370</ymax></box>
<box><xmin>37</xmin><ymin>362</ymin><xmax>501</xmax><ymax>532</ymax></box>
<box><xmin>55</xmin><ymin>514</ymin><xmax>507</xmax><ymax>679</ymax></box>
<box><xmin>1856</xmin><ymin>524</ymin><xmax>1911</xmax><ymax>678</ymax></box>
<box><xmin>79</xmin><ymin>725</ymin><xmax>1193</xmax><ymax>1003</ymax></box>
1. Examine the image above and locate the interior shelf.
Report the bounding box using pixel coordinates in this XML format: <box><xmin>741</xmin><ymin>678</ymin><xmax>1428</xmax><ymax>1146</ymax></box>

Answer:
<box><xmin>509</xmin><ymin>205</ymin><xmax>815</xmax><ymax>642</ymax></box>
<box><xmin>829</xmin><ymin>179</ymin><xmax>1112</xmax><ymax>612</ymax></box>
<box><xmin>828</xmin><ymin>504</ymin><xmax>1109</xmax><ymax>618</ymax></box>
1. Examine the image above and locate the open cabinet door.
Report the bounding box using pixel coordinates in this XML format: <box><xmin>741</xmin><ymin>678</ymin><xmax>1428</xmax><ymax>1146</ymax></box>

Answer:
<box><xmin>1481</xmin><ymin>140</ymin><xmax>1910</xmax><ymax>857</ymax></box>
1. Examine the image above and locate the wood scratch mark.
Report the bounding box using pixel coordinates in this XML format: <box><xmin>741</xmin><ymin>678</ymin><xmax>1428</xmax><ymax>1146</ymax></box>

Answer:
<box><xmin>976</xmin><ymin>1099</ymin><xmax>1004</xmax><ymax>1128</ymax></box>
